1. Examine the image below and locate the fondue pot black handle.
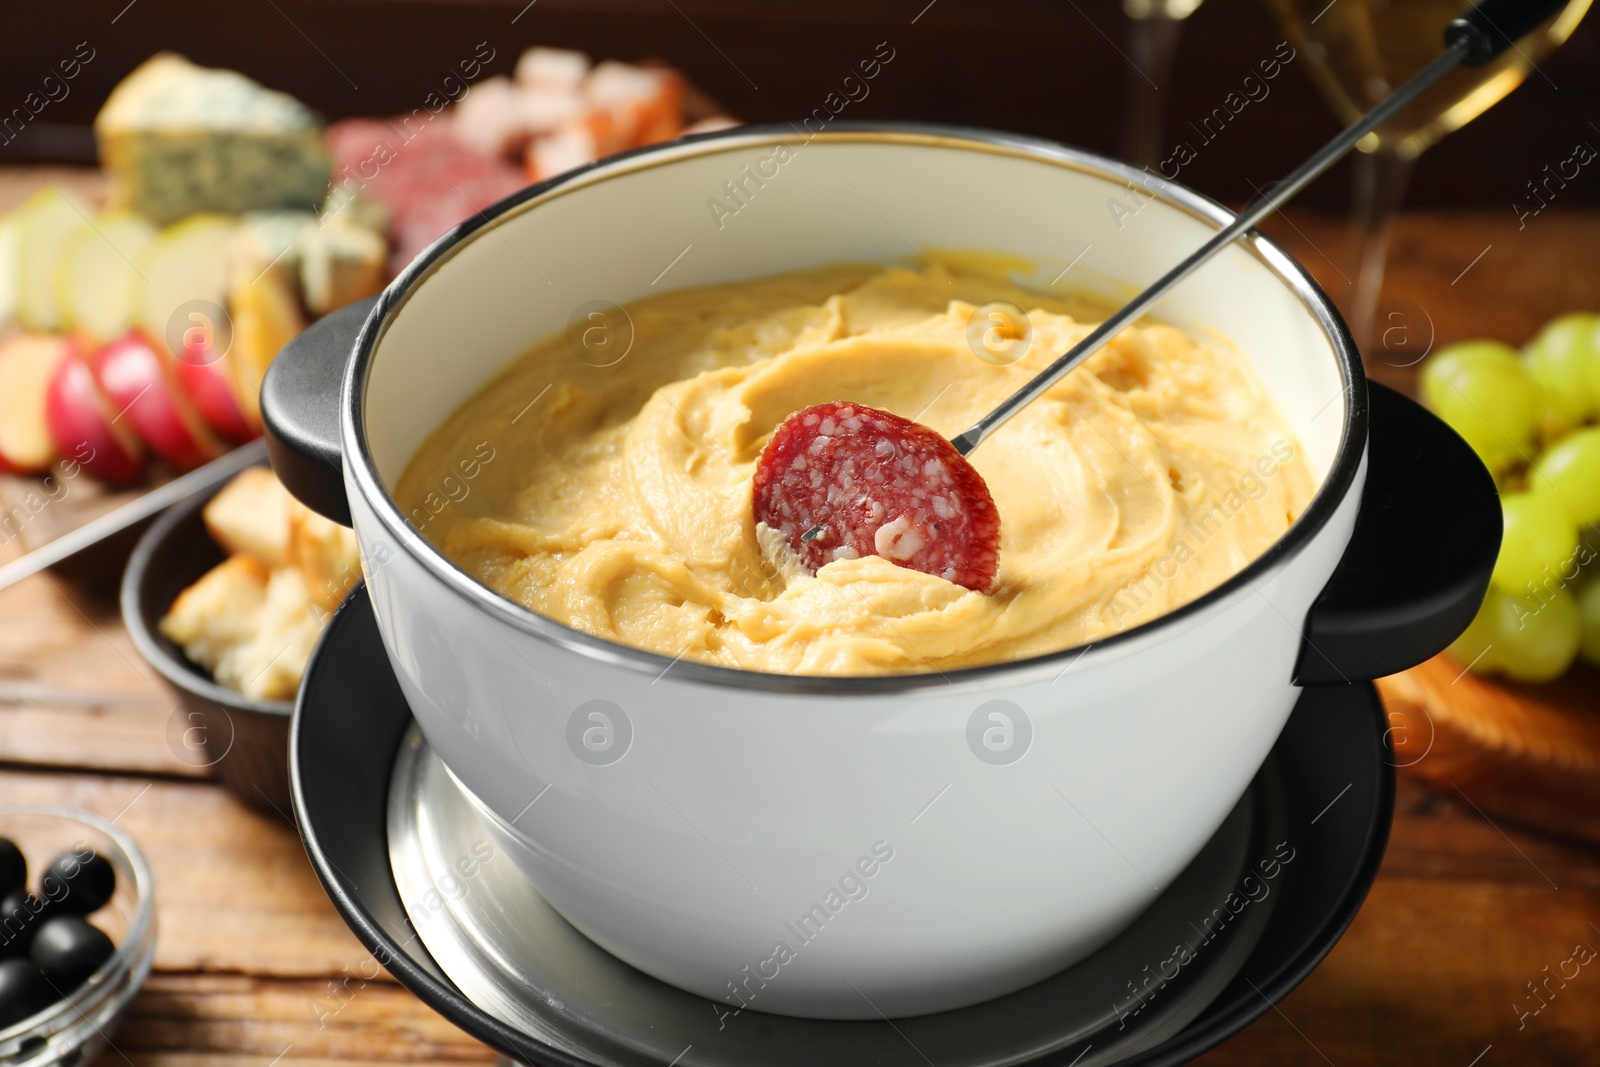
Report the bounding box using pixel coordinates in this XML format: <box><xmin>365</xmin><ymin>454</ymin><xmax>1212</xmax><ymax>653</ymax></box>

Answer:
<box><xmin>1293</xmin><ymin>382</ymin><xmax>1501</xmax><ymax>686</ymax></box>
<box><xmin>261</xmin><ymin>296</ymin><xmax>379</xmax><ymax>527</ymax></box>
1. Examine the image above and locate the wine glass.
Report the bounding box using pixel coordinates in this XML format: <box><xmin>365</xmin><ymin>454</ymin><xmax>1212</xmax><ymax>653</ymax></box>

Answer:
<box><xmin>1268</xmin><ymin>0</ymin><xmax>1591</xmax><ymax>354</ymax></box>
<box><xmin>1120</xmin><ymin>0</ymin><xmax>1206</xmax><ymax>169</ymax></box>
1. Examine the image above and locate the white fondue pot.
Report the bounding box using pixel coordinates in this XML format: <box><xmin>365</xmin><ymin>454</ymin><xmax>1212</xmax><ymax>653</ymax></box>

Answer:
<box><xmin>264</xmin><ymin>124</ymin><xmax>1498</xmax><ymax>1019</ymax></box>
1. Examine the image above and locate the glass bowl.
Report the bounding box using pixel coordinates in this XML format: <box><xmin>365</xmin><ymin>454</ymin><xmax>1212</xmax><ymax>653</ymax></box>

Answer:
<box><xmin>0</xmin><ymin>805</ymin><xmax>156</xmax><ymax>1067</ymax></box>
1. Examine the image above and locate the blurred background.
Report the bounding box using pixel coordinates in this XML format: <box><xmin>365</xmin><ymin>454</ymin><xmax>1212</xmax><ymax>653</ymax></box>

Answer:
<box><xmin>6</xmin><ymin>0</ymin><xmax>1597</xmax><ymax>207</ymax></box>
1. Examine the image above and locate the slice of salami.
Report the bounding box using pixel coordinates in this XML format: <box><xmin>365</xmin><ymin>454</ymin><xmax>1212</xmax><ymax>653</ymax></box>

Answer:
<box><xmin>752</xmin><ymin>402</ymin><xmax>1001</xmax><ymax>591</ymax></box>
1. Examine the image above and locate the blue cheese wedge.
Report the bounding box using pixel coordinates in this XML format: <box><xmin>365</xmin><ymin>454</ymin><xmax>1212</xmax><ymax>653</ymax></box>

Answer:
<box><xmin>95</xmin><ymin>53</ymin><xmax>331</xmax><ymax>225</ymax></box>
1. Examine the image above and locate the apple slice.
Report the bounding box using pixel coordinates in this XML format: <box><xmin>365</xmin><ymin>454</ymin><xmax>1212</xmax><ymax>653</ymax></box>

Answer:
<box><xmin>91</xmin><ymin>331</ymin><xmax>225</xmax><ymax>471</ymax></box>
<box><xmin>55</xmin><ymin>212</ymin><xmax>157</xmax><ymax>345</ymax></box>
<box><xmin>45</xmin><ymin>346</ymin><xmax>147</xmax><ymax>485</ymax></box>
<box><xmin>0</xmin><ymin>212</ymin><xmax>19</xmax><ymax>327</ymax></box>
<box><xmin>176</xmin><ymin>345</ymin><xmax>259</xmax><ymax>443</ymax></box>
<box><xmin>0</xmin><ymin>334</ymin><xmax>68</xmax><ymax>473</ymax></box>
<box><xmin>15</xmin><ymin>187</ymin><xmax>92</xmax><ymax>332</ymax></box>
<box><xmin>136</xmin><ymin>214</ymin><xmax>235</xmax><ymax>360</ymax></box>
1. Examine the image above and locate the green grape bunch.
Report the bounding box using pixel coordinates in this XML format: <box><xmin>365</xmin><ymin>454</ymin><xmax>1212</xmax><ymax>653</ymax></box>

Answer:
<box><xmin>1427</xmin><ymin>313</ymin><xmax>1600</xmax><ymax>685</ymax></box>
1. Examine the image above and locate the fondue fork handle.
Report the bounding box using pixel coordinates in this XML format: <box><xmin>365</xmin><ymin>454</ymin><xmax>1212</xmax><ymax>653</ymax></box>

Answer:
<box><xmin>951</xmin><ymin>0</ymin><xmax>1564</xmax><ymax>456</ymax></box>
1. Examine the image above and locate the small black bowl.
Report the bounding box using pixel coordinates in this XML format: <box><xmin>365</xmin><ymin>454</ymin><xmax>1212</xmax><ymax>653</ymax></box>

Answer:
<box><xmin>120</xmin><ymin>468</ymin><xmax>295</xmax><ymax>820</ymax></box>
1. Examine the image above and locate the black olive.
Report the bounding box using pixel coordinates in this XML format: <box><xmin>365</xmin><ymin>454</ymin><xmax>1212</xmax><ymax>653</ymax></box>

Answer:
<box><xmin>29</xmin><ymin>917</ymin><xmax>115</xmax><ymax>994</ymax></box>
<box><xmin>0</xmin><ymin>839</ymin><xmax>23</xmax><ymax>898</ymax></box>
<box><xmin>0</xmin><ymin>890</ymin><xmax>48</xmax><ymax>959</ymax></box>
<box><xmin>38</xmin><ymin>851</ymin><xmax>115</xmax><ymax>916</ymax></box>
<box><xmin>0</xmin><ymin>958</ymin><xmax>54</xmax><ymax>1028</ymax></box>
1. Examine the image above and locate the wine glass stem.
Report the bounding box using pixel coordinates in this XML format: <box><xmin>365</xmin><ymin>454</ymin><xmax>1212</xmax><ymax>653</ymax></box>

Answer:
<box><xmin>1121</xmin><ymin>14</ymin><xmax>1185</xmax><ymax>169</ymax></box>
<box><xmin>1349</xmin><ymin>147</ymin><xmax>1415</xmax><ymax>357</ymax></box>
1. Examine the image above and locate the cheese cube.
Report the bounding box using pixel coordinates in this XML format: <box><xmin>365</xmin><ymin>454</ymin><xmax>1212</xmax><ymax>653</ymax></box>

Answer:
<box><xmin>159</xmin><ymin>555</ymin><xmax>271</xmax><ymax>679</ymax></box>
<box><xmin>203</xmin><ymin>467</ymin><xmax>293</xmax><ymax>568</ymax></box>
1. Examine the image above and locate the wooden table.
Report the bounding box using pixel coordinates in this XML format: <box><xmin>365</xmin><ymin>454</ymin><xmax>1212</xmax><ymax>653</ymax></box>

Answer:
<box><xmin>3</xmin><ymin>203</ymin><xmax>1599</xmax><ymax>1066</ymax></box>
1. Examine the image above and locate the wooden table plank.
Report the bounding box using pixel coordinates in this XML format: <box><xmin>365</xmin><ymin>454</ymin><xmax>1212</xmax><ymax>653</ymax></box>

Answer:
<box><xmin>0</xmin><ymin>551</ymin><xmax>204</xmax><ymax>778</ymax></box>
<box><xmin>116</xmin><ymin>975</ymin><xmax>495</xmax><ymax>1065</ymax></box>
<box><xmin>0</xmin><ymin>557</ymin><xmax>168</xmax><ymax>695</ymax></box>
<box><xmin>1257</xmin><ymin>207</ymin><xmax>1600</xmax><ymax>394</ymax></box>
<box><xmin>1380</xmin><ymin>777</ymin><xmax>1600</xmax><ymax>891</ymax></box>
<box><xmin>1199</xmin><ymin>880</ymin><xmax>1600</xmax><ymax>1066</ymax></box>
<box><xmin>1196</xmin><ymin>783</ymin><xmax>1600</xmax><ymax>1067</ymax></box>
<box><xmin>0</xmin><ymin>705</ymin><xmax>204</xmax><ymax>779</ymax></box>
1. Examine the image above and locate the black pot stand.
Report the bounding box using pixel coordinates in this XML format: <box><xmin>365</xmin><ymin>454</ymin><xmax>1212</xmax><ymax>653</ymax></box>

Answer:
<box><xmin>291</xmin><ymin>588</ymin><xmax>1394</xmax><ymax>1067</ymax></box>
